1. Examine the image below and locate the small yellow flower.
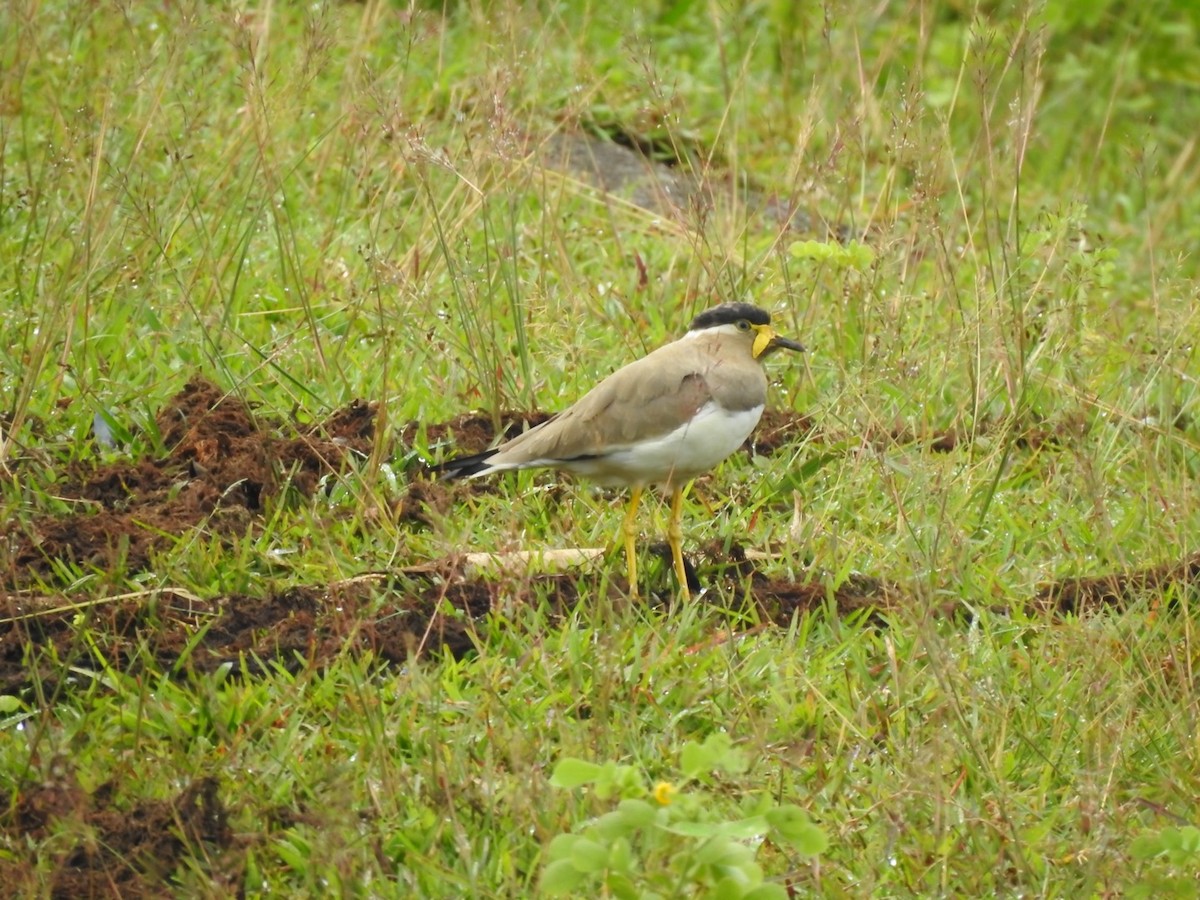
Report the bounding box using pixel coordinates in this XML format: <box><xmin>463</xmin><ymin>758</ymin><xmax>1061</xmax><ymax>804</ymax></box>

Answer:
<box><xmin>652</xmin><ymin>781</ymin><xmax>675</xmax><ymax>806</ymax></box>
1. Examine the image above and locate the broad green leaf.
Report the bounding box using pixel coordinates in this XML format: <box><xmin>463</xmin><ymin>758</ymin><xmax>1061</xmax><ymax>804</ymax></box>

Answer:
<box><xmin>691</xmin><ymin>835</ymin><xmax>757</xmax><ymax>868</ymax></box>
<box><xmin>545</xmin><ymin>833</ymin><xmax>583</xmax><ymax>862</ymax></box>
<box><xmin>666</xmin><ymin>816</ymin><xmax>769</xmax><ymax>840</ymax></box>
<box><xmin>568</xmin><ymin>837</ymin><xmax>610</xmax><ymax>873</ymax></box>
<box><xmin>702</xmin><ymin>732</ymin><xmax>735</xmax><ymax>754</ymax></box>
<box><xmin>540</xmin><ymin>858</ymin><xmax>586</xmax><ymax>895</ymax></box>
<box><xmin>550</xmin><ymin>758</ymin><xmax>603</xmax><ymax>788</ymax></box>
<box><xmin>704</xmin><ymin>733</ymin><xmax>748</xmax><ymax>774</ymax></box>
<box><xmin>788</xmin><ymin>240</ymin><xmax>838</xmax><ymax>261</ymax></box>
<box><xmin>844</xmin><ymin>240</ymin><xmax>877</xmax><ymax>270</ymax></box>
<box><xmin>607</xmin><ymin>836</ymin><xmax>634</xmax><ymax>873</ymax></box>
<box><xmin>604</xmin><ymin>870</ymin><xmax>639</xmax><ymax>900</ymax></box>
<box><xmin>766</xmin><ymin>805</ymin><xmax>828</xmax><ymax>855</ymax></box>
<box><xmin>679</xmin><ymin>741</ymin><xmax>710</xmax><ymax>779</ymax></box>
<box><xmin>615</xmin><ymin>798</ymin><xmax>659</xmax><ymax>828</ymax></box>
<box><xmin>789</xmin><ymin>821</ymin><xmax>828</xmax><ymax>857</ymax></box>
<box><xmin>593</xmin><ymin>809</ymin><xmax>635</xmax><ymax>840</ymax></box>
<box><xmin>711</xmin><ymin>874</ymin><xmax>754</xmax><ymax>899</ymax></box>
<box><xmin>611</xmin><ymin>763</ymin><xmax>646</xmax><ymax>798</ymax></box>
<box><xmin>787</xmin><ymin>238</ymin><xmax>875</xmax><ymax>271</ymax></box>
<box><xmin>1175</xmin><ymin>825</ymin><xmax>1200</xmax><ymax>854</ymax></box>
<box><xmin>1130</xmin><ymin>832</ymin><xmax>1165</xmax><ymax>860</ymax></box>
<box><xmin>715</xmin><ymin>745</ymin><xmax>750</xmax><ymax>775</ymax></box>
<box><xmin>593</xmin><ymin>761</ymin><xmax>642</xmax><ymax>799</ymax></box>
<box><xmin>681</xmin><ymin>732</ymin><xmax>738</xmax><ymax>778</ymax></box>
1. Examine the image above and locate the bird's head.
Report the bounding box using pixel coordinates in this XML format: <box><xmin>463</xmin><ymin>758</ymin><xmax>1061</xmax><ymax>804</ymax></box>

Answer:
<box><xmin>687</xmin><ymin>302</ymin><xmax>805</xmax><ymax>359</ymax></box>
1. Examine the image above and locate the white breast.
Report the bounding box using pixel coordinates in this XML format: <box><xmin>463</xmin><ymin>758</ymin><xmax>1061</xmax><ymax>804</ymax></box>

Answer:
<box><xmin>560</xmin><ymin>402</ymin><xmax>764</xmax><ymax>489</ymax></box>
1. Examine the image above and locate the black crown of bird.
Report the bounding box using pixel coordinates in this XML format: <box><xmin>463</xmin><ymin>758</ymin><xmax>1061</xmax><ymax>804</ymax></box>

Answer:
<box><xmin>434</xmin><ymin>302</ymin><xmax>804</xmax><ymax>600</ymax></box>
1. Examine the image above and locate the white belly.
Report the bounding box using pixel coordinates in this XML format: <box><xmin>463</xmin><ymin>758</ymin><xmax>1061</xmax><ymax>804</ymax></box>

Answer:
<box><xmin>561</xmin><ymin>402</ymin><xmax>764</xmax><ymax>488</ymax></box>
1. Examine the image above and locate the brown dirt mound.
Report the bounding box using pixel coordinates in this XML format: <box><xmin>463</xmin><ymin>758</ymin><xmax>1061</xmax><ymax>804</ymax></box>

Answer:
<box><xmin>745</xmin><ymin>409</ymin><xmax>817</xmax><ymax>455</ymax></box>
<box><xmin>873</xmin><ymin>413</ymin><xmax>1090</xmax><ymax>454</ymax></box>
<box><xmin>5</xmin><ymin>547</ymin><xmax>1196</xmax><ymax>699</ymax></box>
<box><xmin>1</xmin><ymin>569</ymin><xmax>537</xmax><ymax>696</ymax></box>
<box><xmin>2</xmin><ymin>762</ymin><xmax>236</xmax><ymax>897</ymax></box>
<box><xmin>2</xmin><ymin>378</ymin><xmax>376</xmax><ymax>589</ymax></box>
<box><xmin>1036</xmin><ymin>553</ymin><xmax>1200</xmax><ymax>615</ymax></box>
<box><xmin>0</xmin><ymin>552</ymin><xmax>854</xmax><ymax>696</ymax></box>
<box><xmin>1</xmin><ymin>377</ymin><xmax>1195</xmax><ymax>704</ymax></box>
<box><xmin>401</xmin><ymin>409</ymin><xmax>555</xmax><ymax>458</ymax></box>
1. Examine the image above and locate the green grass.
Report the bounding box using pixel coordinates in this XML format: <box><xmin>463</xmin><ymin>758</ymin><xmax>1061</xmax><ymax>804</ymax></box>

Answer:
<box><xmin>3</xmin><ymin>0</ymin><xmax>1200</xmax><ymax>895</ymax></box>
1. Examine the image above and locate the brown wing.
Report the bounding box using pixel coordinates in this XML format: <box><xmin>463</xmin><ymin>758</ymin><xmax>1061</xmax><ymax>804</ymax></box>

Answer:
<box><xmin>486</xmin><ymin>340</ymin><xmax>714</xmax><ymax>467</ymax></box>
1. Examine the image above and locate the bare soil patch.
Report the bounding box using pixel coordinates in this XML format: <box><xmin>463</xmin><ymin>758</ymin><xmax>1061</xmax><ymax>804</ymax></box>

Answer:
<box><xmin>3</xmin><ymin>378</ymin><xmax>376</xmax><ymax>589</ymax></box>
<box><xmin>2</xmin><ymin>762</ymin><xmax>236</xmax><ymax>897</ymax></box>
<box><xmin>2</xmin><ymin>380</ymin><xmax>1195</xmax><ymax>701</ymax></box>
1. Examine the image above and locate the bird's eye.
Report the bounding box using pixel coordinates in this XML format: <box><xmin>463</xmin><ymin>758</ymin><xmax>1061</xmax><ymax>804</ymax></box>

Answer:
<box><xmin>736</xmin><ymin>319</ymin><xmax>751</xmax><ymax>332</ymax></box>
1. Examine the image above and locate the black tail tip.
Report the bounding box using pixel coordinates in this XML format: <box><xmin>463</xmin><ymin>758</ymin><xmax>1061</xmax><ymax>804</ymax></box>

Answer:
<box><xmin>430</xmin><ymin>449</ymin><xmax>497</xmax><ymax>480</ymax></box>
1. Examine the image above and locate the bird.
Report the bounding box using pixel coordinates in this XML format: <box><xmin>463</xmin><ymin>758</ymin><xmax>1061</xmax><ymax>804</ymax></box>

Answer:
<box><xmin>434</xmin><ymin>302</ymin><xmax>805</xmax><ymax>599</ymax></box>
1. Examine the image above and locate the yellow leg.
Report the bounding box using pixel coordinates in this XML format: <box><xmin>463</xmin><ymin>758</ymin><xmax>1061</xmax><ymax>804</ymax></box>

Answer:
<box><xmin>623</xmin><ymin>486</ymin><xmax>643</xmax><ymax>599</ymax></box>
<box><xmin>668</xmin><ymin>483</ymin><xmax>692</xmax><ymax>601</ymax></box>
